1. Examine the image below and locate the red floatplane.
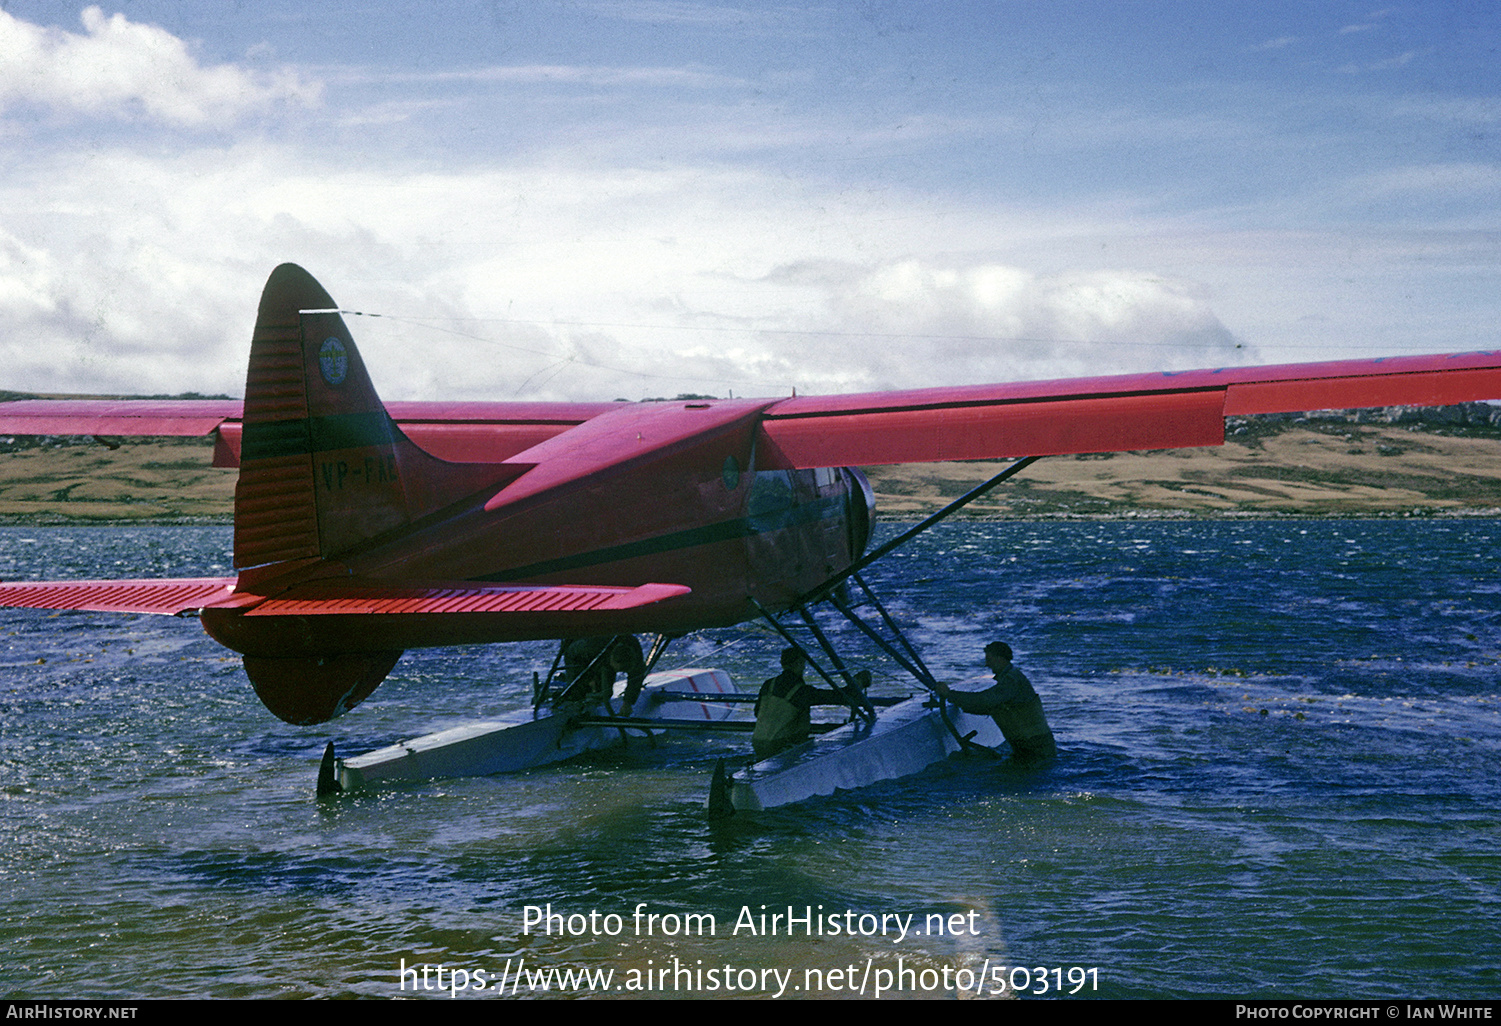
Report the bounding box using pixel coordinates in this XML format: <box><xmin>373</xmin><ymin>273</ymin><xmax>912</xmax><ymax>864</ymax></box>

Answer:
<box><xmin>2</xmin><ymin>264</ymin><xmax>1499</xmax><ymax>803</ymax></box>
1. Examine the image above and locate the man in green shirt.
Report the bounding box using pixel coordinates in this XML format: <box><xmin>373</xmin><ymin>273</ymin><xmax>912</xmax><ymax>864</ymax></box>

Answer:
<box><xmin>751</xmin><ymin>647</ymin><xmax>846</xmax><ymax>758</ymax></box>
<box><xmin>934</xmin><ymin>641</ymin><xmax>1056</xmax><ymax>764</ymax></box>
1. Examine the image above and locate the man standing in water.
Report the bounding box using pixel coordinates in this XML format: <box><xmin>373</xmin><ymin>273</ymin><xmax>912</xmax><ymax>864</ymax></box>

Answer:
<box><xmin>558</xmin><ymin>635</ymin><xmax>647</xmax><ymax>711</ymax></box>
<box><xmin>935</xmin><ymin>642</ymin><xmax>1056</xmax><ymax>764</ymax></box>
<box><xmin>751</xmin><ymin>647</ymin><xmax>848</xmax><ymax>758</ymax></box>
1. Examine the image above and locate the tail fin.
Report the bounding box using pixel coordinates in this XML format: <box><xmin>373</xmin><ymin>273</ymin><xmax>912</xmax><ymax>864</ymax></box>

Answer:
<box><xmin>230</xmin><ymin>264</ymin><xmax>520</xmax><ymax>725</ymax></box>
<box><xmin>234</xmin><ymin>263</ymin><xmax>510</xmax><ymax>570</ymax></box>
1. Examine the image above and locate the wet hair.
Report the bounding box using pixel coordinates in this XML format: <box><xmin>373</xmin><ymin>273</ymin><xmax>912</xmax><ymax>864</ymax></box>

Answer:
<box><xmin>985</xmin><ymin>641</ymin><xmax>1013</xmax><ymax>662</ymax></box>
<box><xmin>780</xmin><ymin>646</ymin><xmax>806</xmax><ymax>669</ymax></box>
<box><xmin>606</xmin><ymin>636</ymin><xmax>645</xmax><ymax>672</ymax></box>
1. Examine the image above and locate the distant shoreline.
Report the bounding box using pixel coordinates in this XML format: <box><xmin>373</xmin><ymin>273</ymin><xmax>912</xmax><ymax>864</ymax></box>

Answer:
<box><xmin>4</xmin><ymin>406</ymin><xmax>1501</xmax><ymax>523</ymax></box>
<box><xmin>6</xmin><ymin>509</ymin><xmax>1501</xmax><ymax>528</ymax></box>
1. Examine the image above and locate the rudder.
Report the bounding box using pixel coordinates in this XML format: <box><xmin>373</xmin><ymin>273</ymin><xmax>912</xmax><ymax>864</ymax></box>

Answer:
<box><xmin>234</xmin><ymin>263</ymin><xmax>507</xmax><ymax>570</ymax></box>
<box><xmin>229</xmin><ymin>264</ymin><xmax>517</xmax><ymax>725</ymax></box>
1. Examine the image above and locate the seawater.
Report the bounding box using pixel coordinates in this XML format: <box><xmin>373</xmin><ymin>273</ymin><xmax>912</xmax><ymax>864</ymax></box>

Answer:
<box><xmin>1</xmin><ymin>520</ymin><xmax>1498</xmax><ymax>999</ymax></box>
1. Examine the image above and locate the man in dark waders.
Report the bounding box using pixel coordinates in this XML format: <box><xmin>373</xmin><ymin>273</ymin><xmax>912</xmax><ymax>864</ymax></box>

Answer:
<box><xmin>934</xmin><ymin>641</ymin><xmax>1056</xmax><ymax>764</ymax></box>
<box><xmin>558</xmin><ymin>635</ymin><xmax>647</xmax><ymax>711</ymax></box>
<box><xmin>751</xmin><ymin>647</ymin><xmax>847</xmax><ymax>759</ymax></box>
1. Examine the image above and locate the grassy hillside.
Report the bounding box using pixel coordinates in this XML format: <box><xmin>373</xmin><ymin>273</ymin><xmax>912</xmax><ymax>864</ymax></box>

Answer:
<box><xmin>4</xmin><ymin>409</ymin><xmax>1501</xmax><ymax>522</ymax></box>
<box><xmin>0</xmin><ymin>436</ymin><xmax>232</xmax><ymax>522</ymax></box>
<box><xmin>864</xmin><ymin>415</ymin><xmax>1501</xmax><ymax>517</ymax></box>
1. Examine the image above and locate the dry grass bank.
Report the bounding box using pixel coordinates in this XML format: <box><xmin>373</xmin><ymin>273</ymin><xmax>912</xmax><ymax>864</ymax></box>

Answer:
<box><xmin>865</xmin><ymin>421</ymin><xmax>1501</xmax><ymax>517</ymax></box>
<box><xmin>3</xmin><ymin>418</ymin><xmax>1501</xmax><ymax>522</ymax></box>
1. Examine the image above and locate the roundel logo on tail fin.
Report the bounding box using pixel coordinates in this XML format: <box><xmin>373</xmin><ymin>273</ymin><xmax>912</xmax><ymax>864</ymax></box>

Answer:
<box><xmin>319</xmin><ymin>337</ymin><xmax>349</xmax><ymax>386</ymax></box>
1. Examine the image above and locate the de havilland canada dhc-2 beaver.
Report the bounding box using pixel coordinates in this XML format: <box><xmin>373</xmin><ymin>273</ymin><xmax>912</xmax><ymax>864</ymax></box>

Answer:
<box><xmin>2</xmin><ymin>264</ymin><xmax>1500</xmax><ymax>810</ymax></box>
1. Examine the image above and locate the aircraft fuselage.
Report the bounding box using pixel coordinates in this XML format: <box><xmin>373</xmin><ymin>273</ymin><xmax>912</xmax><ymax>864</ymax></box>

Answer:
<box><xmin>201</xmin><ymin>451</ymin><xmax>875</xmax><ymax>659</ymax></box>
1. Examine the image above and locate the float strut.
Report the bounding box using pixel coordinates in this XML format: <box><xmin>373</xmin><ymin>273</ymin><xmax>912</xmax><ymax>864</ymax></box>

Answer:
<box><xmin>643</xmin><ymin>633</ymin><xmax>673</xmax><ymax>674</ymax></box>
<box><xmin>751</xmin><ymin>599</ymin><xmax>875</xmax><ymax>723</ymax></box>
<box><xmin>826</xmin><ymin>579</ymin><xmax>1001</xmax><ymax>759</ymax></box>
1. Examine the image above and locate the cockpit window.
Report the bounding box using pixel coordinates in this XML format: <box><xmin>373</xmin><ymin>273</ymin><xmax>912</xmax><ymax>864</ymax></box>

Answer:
<box><xmin>747</xmin><ymin>469</ymin><xmax>795</xmax><ymax>517</ymax></box>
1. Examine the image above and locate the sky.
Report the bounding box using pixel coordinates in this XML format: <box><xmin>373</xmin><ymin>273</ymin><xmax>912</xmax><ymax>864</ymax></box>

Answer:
<box><xmin>0</xmin><ymin>1</ymin><xmax>1496</xmax><ymax>402</ymax></box>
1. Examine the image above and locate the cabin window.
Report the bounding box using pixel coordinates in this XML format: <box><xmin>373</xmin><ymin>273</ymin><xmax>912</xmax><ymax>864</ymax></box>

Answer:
<box><xmin>747</xmin><ymin>470</ymin><xmax>794</xmax><ymax>518</ymax></box>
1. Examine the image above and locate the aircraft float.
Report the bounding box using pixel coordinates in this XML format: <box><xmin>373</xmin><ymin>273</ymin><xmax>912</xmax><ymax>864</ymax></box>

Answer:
<box><xmin>2</xmin><ymin>264</ymin><xmax>1499</xmax><ymax>812</ymax></box>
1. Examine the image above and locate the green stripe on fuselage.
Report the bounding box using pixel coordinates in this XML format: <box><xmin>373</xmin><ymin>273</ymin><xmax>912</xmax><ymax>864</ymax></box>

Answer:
<box><xmin>241</xmin><ymin>412</ymin><xmax>395</xmax><ymax>462</ymax></box>
<box><xmin>479</xmin><ymin>493</ymin><xmax>845</xmax><ymax>582</ymax></box>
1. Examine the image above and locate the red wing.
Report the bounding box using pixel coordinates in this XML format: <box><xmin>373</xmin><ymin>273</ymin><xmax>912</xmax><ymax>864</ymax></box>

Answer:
<box><xmin>755</xmin><ymin>351</ymin><xmax>1501</xmax><ymax>468</ymax></box>
<box><xmin>7</xmin><ymin>350</ymin><xmax>1501</xmax><ymax>471</ymax></box>
<box><xmin>0</xmin><ymin>398</ymin><xmax>617</xmax><ymax>465</ymax></box>
<box><xmin>0</xmin><ymin>399</ymin><xmax>241</xmax><ymax>437</ymax></box>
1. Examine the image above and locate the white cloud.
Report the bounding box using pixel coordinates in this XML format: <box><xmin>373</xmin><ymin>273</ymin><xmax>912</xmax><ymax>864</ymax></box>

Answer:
<box><xmin>753</xmin><ymin>259</ymin><xmax>1251</xmax><ymax>390</ymax></box>
<box><xmin>1369</xmin><ymin>49</ymin><xmax>1424</xmax><ymax>71</ymax></box>
<box><xmin>587</xmin><ymin>1</ymin><xmax>800</xmax><ymax>29</ymax></box>
<box><xmin>0</xmin><ymin>6</ymin><xmax>318</xmax><ymax>127</ymax></box>
<box><xmin>1337</xmin><ymin>49</ymin><xmax>1430</xmax><ymax>75</ymax></box>
<box><xmin>0</xmin><ymin>137</ymin><xmax>1264</xmax><ymax>403</ymax></box>
<box><xmin>1386</xmin><ymin>95</ymin><xmax>1501</xmax><ymax>127</ymax></box>
<box><xmin>353</xmin><ymin>64</ymin><xmax>740</xmax><ymax>89</ymax></box>
<box><xmin>1357</xmin><ymin>162</ymin><xmax>1501</xmax><ymax>200</ymax></box>
<box><xmin>1340</xmin><ymin>7</ymin><xmax>1391</xmax><ymax>34</ymax></box>
<box><xmin>2</xmin><ymin>120</ymin><xmax>1491</xmax><ymax>405</ymax></box>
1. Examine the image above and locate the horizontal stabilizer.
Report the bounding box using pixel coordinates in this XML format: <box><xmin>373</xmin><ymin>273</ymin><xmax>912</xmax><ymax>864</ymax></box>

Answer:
<box><xmin>0</xmin><ymin>577</ymin><xmax>690</xmax><ymax>618</ymax></box>
<box><xmin>242</xmin><ymin>580</ymin><xmax>691</xmax><ymax>617</ymax></box>
<box><xmin>0</xmin><ymin>577</ymin><xmax>241</xmax><ymax>615</ymax></box>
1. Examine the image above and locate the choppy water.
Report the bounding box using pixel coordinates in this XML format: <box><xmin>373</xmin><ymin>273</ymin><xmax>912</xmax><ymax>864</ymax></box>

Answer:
<box><xmin>2</xmin><ymin>519</ymin><xmax>1498</xmax><ymax>999</ymax></box>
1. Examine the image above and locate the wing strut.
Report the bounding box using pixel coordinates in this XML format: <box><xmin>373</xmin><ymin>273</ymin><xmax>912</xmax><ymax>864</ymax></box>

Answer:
<box><xmin>793</xmin><ymin>455</ymin><xmax>1042</xmax><ymax>608</ymax></box>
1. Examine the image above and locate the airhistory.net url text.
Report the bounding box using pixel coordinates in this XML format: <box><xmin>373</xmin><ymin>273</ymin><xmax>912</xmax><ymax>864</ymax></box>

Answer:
<box><xmin>397</xmin><ymin>957</ymin><xmax>1098</xmax><ymax>998</ymax></box>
